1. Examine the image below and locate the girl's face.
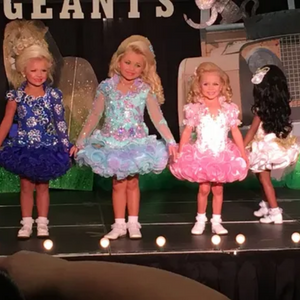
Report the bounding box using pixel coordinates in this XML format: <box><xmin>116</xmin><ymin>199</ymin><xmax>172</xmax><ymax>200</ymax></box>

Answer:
<box><xmin>199</xmin><ymin>71</ymin><xmax>223</xmax><ymax>101</ymax></box>
<box><xmin>118</xmin><ymin>50</ymin><xmax>146</xmax><ymax>82</ymax></box>
<box><xmin>24</xmin><ymin>58</ymin><xmax>49</xmax><ymax>87</ymax></box>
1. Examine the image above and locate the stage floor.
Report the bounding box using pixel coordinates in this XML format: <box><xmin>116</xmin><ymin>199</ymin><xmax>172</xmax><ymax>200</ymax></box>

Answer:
<box><xmin>0</xmin><ymin>186</ymin><xmax>300</xmax><ymax>258</ymax></box>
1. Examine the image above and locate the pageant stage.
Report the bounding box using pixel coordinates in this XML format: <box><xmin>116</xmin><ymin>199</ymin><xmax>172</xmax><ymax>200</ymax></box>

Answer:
<box><xmin>1</xmin><ymin>186</ymin><xmax>300</xmax><ymax>299</ymax></box>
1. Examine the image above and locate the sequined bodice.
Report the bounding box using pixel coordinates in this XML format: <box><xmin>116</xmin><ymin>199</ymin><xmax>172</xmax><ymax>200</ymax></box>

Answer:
<box><xmin>7</xmin><ymin>83</ymin><xmax>69</xmax><ymax>149</ymax></box>
<box><xmin>195</xmin><ymin>110</ymin><xmax>230</xmax><ymax>154</ymax></box>
<box><xmin>101</xmin><ymin>86</ymin><xmax>149</xmax><ymax>140</ymax></box>
<box><xmin>184</xmin><ymin>100</ymin><xmax>240</xmax><ymax>155</ymax></box>
<box><xmin>98</xmin><ymin>76</ymin><xmax>157</xmax><ymax>141</ymax></box>
<box><xmin>76</xmin><ymin>75</ymin><xmax>175</xmax><ymax>148</ymax></box>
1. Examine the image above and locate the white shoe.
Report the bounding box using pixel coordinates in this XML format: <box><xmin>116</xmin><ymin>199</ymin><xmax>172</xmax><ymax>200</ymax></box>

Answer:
<box><xmin>18</xmin><ymin>218</ymin><xmax>34</xmax><ymax>239</ymax></box>
<box><xmin>104</xmin><ymin>223</ymin><xmax>127</xmax><ymax>240</ymax></box>
<box><xmin>127</xmin><ymin>222</ymin><xmax>142</xmax><ymax>239</ymax></box>
<box><xmin>211</xmin><ymin>219</ymin><xmax>228</xmax><ymax>235</ymax></box>
<box><xmin>254</xmin><ymin>201</ymin><xmax>269</xmax><ymax>217</ymax></box>
<box><xmin>191</xmin><ymin>215</ymin><xmax>207</xmax><ymax>235</ymax></box>
<box><xmin>260</xmin><ymin>208</ymin><xmax>283</xmax><ymax>224</ymax></box>
<box><xmin>36</xmin><ymin>218</ymin><xmax>49</xmax><ymax>238</ymax></box>
<box><xmin>191</xmin><ymin>222</ymin><xmax>206</xmax><ymax>235</ymax></box>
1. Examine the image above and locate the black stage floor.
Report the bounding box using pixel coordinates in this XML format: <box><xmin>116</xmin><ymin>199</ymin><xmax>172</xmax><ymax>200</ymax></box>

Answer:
<box><xmin>0</xmin><ymin>186</ymin><xmax>299</xmax><ymax>257</ymax></box>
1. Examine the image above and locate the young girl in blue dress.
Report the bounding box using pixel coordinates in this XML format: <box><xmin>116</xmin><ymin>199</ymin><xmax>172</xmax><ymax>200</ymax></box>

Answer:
<box><xmin>71</xmin><ymin>35</ymin><xmax>176</xmax><ymax>240</ymax></box>
<box><xmin>0</xmin><ymin>44</ymin><xmax>71</xmax><ymax>239</ymax></box>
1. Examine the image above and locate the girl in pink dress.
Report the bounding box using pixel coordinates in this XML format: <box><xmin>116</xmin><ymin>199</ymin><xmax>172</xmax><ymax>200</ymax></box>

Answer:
<box><xmin>170</xmin><ymin>62</ymin><xmax>248</xmax><ymax>235</ymax></box>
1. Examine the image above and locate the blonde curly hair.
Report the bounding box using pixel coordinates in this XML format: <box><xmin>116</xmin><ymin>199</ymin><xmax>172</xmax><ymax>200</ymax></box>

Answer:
<box><xmin>108</xmin><ymin>35</ymin><xmax>165</xmax><ymax>104</ymax></box>
<box><xmin>3</xmin><ymin>20</ymin><xmax>54</xmax><ymax>88</ymax></box>
<box><xmin>187</xmin><ymin>62</ymin><xmax>232</xmax><ymax>104</ymax></box>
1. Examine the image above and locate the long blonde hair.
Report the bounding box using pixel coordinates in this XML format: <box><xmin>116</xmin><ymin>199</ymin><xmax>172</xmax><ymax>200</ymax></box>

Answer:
<box><xmin>108</xmin><ymin>35</ymin><xmax>165</xmax><ymax>104</ymax></box>
<box><xmin>187</xmin><ymin>62</ymin><xmax>232</xmax><ymax>103</ymax></box>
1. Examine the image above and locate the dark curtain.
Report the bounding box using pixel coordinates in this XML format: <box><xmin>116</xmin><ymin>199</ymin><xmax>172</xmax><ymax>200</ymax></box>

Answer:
<box><xmin>0</xmin><ymin>1</ymin><xmax>201</xmax><ymax>141</ymax></box>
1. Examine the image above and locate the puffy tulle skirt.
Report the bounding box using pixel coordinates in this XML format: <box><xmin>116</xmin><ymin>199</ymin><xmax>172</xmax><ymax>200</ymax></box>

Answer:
<box><xmin>169</xmin><ymin>141</ymin><xmax>248</xmax><ymax>183</ymax></box>
<box><xmin>0</xmin><ymin>142</ymin><xmax>71</xmax><ymax>182</ymax></box>
<box><xmin>76</xmin><ymin>134</ymin><xmax>168</xmax><ymax>180</ymax></box>
<box><xmin>248</xmin><ymin>133</ymin><xmax>299</xmax><ymax>173</ymax></box>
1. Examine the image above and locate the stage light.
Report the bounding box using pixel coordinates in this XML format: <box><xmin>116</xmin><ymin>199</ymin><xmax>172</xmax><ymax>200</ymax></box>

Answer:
<box><xmin>43</xmin><ymin>239</ymin><xmax>53</xmax><ymax>250</ymax></box>
<box><xmin>291</xmin><ymin>232</ymin><xmax>300</xmax><ymax>243</ymax></box>
<box><xmin>211</xmin><ymin>235</ymin><xmax>221</xmax><ymax>245</ymax></box>
<box><xmin>100</xmin><ymin>238</ymin><xmax>110</xmax><ymax>248</ymax></box>
<box><xmin>236</xmin><ymin>234</ymin><xmax>246</xmax><ymax>245</ymax></box>
<box><xmin>156</xmin><ymin>236</ymin><xmax>166</xmax><ymax>247</ymax></box>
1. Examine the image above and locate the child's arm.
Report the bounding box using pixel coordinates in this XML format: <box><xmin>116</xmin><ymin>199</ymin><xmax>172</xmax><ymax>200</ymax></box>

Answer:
<box><xmin>244</xmin><ymin>115</ymin><xmax>261</xmax><ymax>147</ymax></box>
<box><xmin>52</xmin><ymin>89</ymin><xmax>70</xmax><ymax>152</ymax></box>
<box><xmin>71</xmin><ymin>84</ymin><xmax>105</xmax><ymax>156</ymax></box>
<box><xmin>0</xmin><ymin>100</ymin><xmax>17</xmax><ymax>146</ymax></box>
<box><xmin>231</xmin><ymin>126</ymin><xmax>247</xmax><ymax>160</ymax></box>
<box><xmin>146</xmin><ymin>93</ymin><xmax>176</xmax><ymax>156</ymax></box>
<box><xmin>178</xmin><ymin>125</ymin><xmax>193</xmax><ymax>153</ymax></box>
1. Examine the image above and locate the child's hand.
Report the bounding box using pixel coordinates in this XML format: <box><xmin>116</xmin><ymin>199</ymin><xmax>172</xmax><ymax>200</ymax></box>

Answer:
<box><xmin>69</xmin><ymin>145</ymin><xmax>79</xmax><ymax>157</ymax></box>
<box><xmin>168</xmin><ymin>143</ymin><xmax>176</xmax><ymax>155</ymax></box>
<box><xmin>242</xmin><ymin>153</ymin><xmax>249</xmax><ymax>169</ymax></box>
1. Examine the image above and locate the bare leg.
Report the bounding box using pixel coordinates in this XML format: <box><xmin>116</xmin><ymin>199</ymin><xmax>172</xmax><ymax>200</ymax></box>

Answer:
<box><xmin>35</xmin><ymin>182</ymin><xmax>50</xmax><ymax>237</ymax></box>
<box><xmin>104</xmin><ymin>178</ymin><xmax>128</xmax><ymax>240</ymax></box>
<box><xmin>20</xmin><ymin>177</ymin><xmax>35</xmax><ymax>217</ymax></box>
<box><xmin>211</xmin><ymin>183</ymin><xmax>223</xmax><ymax>215</ymax></box>
<box><xmin>257</xmin><ymin>171</ymin><xmax>278</xmax><ymax>208</ymax></box>
<box><xmin>35</xmin><ymin>182</ymin><xmax>50</xmax><ymax>217</ymax></box>
<box><xmin>191</xmin><ymin>182</ymin><xmax>211</xmax><ymax>235</ymax></box>
<box><xmin>126</xmin><ymin>175</ymin><xmax>140</xmax><ymax>217</ymax></box>
<box><xmin>211</xmin><ymin>183</ymin><xmax>228</xmax><ymax>235</ymax></box>
<box><xmin>18</xmin><ymin>177</ymin><xmax>35</xmax><ymax>238</ymax></box>
<box><xmin>197</xmin><ymin>182</ymin><xmax>211</xmax><ymax>214</ymax></box>
<box><xmin>126</xmin><ymin>175</ymin><xmax>142</xmax><ymax>239</ymax></box>
<box><xmin>112</xmin><ymin>178</ymin><xmax>127</xmax><ymax>218</ymax></box>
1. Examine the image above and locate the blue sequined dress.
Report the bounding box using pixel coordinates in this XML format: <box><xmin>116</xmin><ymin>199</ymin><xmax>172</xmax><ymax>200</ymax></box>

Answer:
<box><xmin>75</xmin><ymin>75</ymin><xmax>175</xmax><ymax>180</ymax></box>
<box><xmin>0</xmin><ymin>82</ymin><xmax>71</xmax><ymax>182</ymax></box>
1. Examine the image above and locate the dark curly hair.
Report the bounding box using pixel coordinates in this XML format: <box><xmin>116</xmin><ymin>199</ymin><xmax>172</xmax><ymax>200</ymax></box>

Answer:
<box><xmin>252</xmin><ymin>64</ymin><xmax>292</xmax><ymax>139</ymax></box>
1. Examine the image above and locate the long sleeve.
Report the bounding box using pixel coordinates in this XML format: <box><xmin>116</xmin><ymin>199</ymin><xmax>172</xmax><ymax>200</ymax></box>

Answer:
<box><xmin>51</xmin><ymin>89</ymin><xmax>70</xmax><ymax>152</ymax></box>
<box><xmin>76</xmin><ymin>84</ymin><xmax>105</xmax><ymax>148</ymax></box>
<box><xmin>146</xmin><ymin>92</ymin><xmax>176</xmax><ymax>144</ymax></box>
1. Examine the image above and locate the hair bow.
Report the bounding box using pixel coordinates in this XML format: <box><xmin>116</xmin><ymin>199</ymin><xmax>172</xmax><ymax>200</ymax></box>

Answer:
<box><xmin>251</xmin><ymin>66</ymin><xmax>270</xmax><ymax>85</ymax></box>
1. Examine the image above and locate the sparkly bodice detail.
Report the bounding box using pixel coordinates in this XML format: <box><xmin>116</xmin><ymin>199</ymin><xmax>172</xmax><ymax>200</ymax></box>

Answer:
<box><xmin>6</xmin><ymin>82</ymin><xmax>70</xmax><ymax>150</ymax></box>
<box><xmin>100</xmin><ymin>77</ymin><xmax>149</xmax><ymax>141</ymax></box>
<box><xmin>183</xmin><ymin>100</ymin><xmax>241</xmax><ymax>155</ymax></box>
<box><xmin>76</xmin><ymin>75</ymin><xmax>175</xmax><ymax>147</ymax></box>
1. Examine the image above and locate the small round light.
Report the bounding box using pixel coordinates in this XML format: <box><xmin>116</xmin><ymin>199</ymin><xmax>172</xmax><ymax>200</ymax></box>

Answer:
<box><xmin>236</xmin><ymin>234</ymin><xmax>246</xmax><ymax>245</ymax></box>
<box><xmin>291</xmin><ymin>232</ymin><xmax>300</xmax><ymax>243</ymax></box>
<box><xmin>233</xmin><ymin>250</ymin><xmax>237</xmax><ymax>255</ymax></box>
<box><xmin>43</xmin><ymin>239</ymin><xmax>53</xmax><ymax>250</ymax></box>
<box><xmin>211</xmin><ymin>235</ymin><xmax>221</xmax><ymax>245</ymax></box>
<box><xmin>156</xmin><ymin>236</ymin><xmax>166</xmax><ymax>247</ymax></box>
<box><xmin>100</xmin><ymin>238</ymin><xmax>110</xmax><ymax>248</ymax></box>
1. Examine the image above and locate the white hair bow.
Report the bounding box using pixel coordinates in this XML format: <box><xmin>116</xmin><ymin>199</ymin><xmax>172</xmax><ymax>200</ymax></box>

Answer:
<box><xmin>251</xmin><ymin>67</ymin><xmax>270</xmax><ymax>85</ymax></box>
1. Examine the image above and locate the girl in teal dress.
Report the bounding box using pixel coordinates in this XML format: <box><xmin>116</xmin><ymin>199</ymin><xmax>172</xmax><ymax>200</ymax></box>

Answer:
<box><xmin>70</xmin><ymin>35</ymin><xmax>176</xmax><ymax>240</ymax></box>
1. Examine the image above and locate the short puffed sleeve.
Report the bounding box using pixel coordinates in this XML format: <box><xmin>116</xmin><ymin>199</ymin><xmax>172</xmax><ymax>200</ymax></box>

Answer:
<box><xmin>6</xmin><ymin>90</ymin><xmax>17</xmax><ymax>101</ymax></box>
<box><xmin>183</xmin><ymin>103</ymin><xmax>200</xmax><ymax>127</ymax></box>
<box><xmin>227</xmin><ymin>103</ymin><xmax>241</xmax><ymax>127</ymax></box>
<box><xmin>95</xmin><ymin>79</ymin><xmax>111</xmax><ymax>99</ymax></box>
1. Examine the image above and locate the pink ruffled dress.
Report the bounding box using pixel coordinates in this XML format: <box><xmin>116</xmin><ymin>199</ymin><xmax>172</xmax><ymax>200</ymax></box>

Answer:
<box><xmin>170</xmin><ymin>98</ymin><xmax>248</xmax><ymax>183</ymax></box>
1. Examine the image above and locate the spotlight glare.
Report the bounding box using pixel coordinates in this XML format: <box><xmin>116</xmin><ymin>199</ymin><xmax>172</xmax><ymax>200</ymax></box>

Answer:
<box><xmin>236</xmin><ymin>234</ymin><xmax>246</xmax><ymax>245</ymax></box>
<box><xmin>211</xmin><ymin>234</ymin><xmax>221</xmax><ymax>245</ymax></box>
<box><xmin>43</xmin><ymin>239</ymin><xmax>53</xmax><ymax>250</ymax></box>
<box><xmin>291</xmin><ymin>232</ymin><xmax>300</xmax><ymax>243</ymax></box>
<box><xmin>156</xmin><ymin>236</ymin><xmax>166</xmax><ymax>247</ymax></box>
<box><xmin>100</xmin><ymin>238</ymin><xmax>110</xmax><ymax>248</ymax></box>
